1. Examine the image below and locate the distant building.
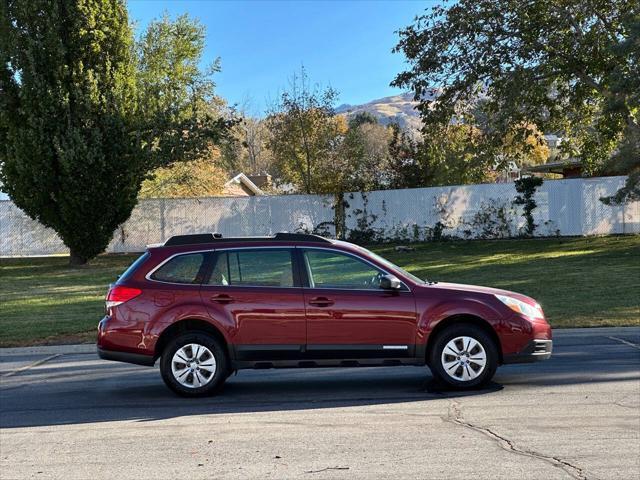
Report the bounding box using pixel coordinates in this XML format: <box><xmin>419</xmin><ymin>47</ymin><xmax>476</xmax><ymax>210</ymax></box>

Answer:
<box><xmin>524</xmin><ymin>158</ymin><xmax>583</xmax><ymax>178</ymax></box>
<box><xmin>246</xmin><ymin>174</ymin><xmax>272</xmax><ymax>190</ymax></box>
<box><xmin>543</xmin><ymin>134</ymin><xmax>563</xmax><ymax>150</ymax></box>
<box><xmin>221</xmin><ymin>173</ymin><xmax>264</xmax><ymax>197</ymax></box>
<box><xmin>493</xmin><ymin>160</ymin><xmax>522</xmax><ymax>183</ymax></box>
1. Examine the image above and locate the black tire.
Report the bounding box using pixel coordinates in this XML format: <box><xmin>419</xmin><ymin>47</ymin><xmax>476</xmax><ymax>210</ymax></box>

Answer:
<box><xmin>160</xmin><ymin>332</ymin><xmax>229</xmax><ymax>397</ymax></box>
<box><xmin>428</xmin><ymin>323</ymin><xmax>498</xmax><ymax>389</ymax></box>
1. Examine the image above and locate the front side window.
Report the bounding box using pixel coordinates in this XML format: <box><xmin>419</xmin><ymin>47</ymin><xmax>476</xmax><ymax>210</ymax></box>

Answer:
<box><xmin>150</xmin><ymin>253</ymin><xmax>205</xmax><ymax>284</ymax></box>
<box><xmin>303</xmin><ymin>250</ymin><xmax>385</xmax><ymax>290</ymax></box>
<box><xmin>350</xmin><ymin>244</ymin><xmax>425</xmax><ymax>284</ymax></box>
<box><xmin>208</xmin><ymin>249</ymin><xmax>294</xmax><ymax>287</ymax></box>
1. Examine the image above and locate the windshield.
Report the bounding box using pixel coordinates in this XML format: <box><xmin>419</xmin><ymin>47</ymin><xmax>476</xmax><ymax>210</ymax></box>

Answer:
<box><xmin>347</xmin><ymin>243</ymin><xmax>425</xmax><ymax>285</ymax></box>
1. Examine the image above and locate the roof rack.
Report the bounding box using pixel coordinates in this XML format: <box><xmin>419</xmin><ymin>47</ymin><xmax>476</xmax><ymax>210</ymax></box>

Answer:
<box><xmin>163</xmin><ymin>232</ymin><xmax>332</xmax><ymax>247</ymax></box>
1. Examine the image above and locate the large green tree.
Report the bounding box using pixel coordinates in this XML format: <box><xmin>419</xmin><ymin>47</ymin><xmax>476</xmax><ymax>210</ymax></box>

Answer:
<box><xmin>1</xmin><ymin>0</ymin><xmax>139</xmax><ymax>265</ymax></box>
<box><xmin>393</xmin><ymin>0</ymin><xmax>639</xmax><ymax>200</ymax></box>
<box><xmin>219</xmin><ymin>106</ymin><xmax>274</xmax><ymax>176</ymax></box>
<box><xmin>135</xmin><ymin>13</ymin><xmax>232</xmax><ymax>169</ymax></box>
<box><xmin>332</xmin><ymin>116</ymin><xmax>392</xmax><ymax>192</ymax></box>
<box><xmin>0</xmin><ymin>3</ymin><xmax>232</xmax><ymax>264</ymax></box>
<box><xmin>387</xmin><ymin>125</ymin><xmax>435</xmax><ymax>189</ymax></box>
<box><xmin>387</xmin><ymin>124</ymin><xmax>490</xmax><ymax>188</ymax></box>
<box><xmin>266</xmin><ymin>67</ymin><xmax>344</xmax><ymax>194</ymax></box>
<box><xmin>266</xmin><ymin>68</ymin><xmax>400</xmax><ymax>195</ymax></box>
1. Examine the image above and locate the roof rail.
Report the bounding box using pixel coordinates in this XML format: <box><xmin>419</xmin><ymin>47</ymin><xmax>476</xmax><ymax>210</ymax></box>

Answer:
<box><xmin>163</xmin><ymin>232</ymin><xmax>331</xmax><ymax>247</ymax></box>
<box><xmin>273</xmin><ymin>232</ymin><xmax>331</xmax><ymax>243</ymax></box>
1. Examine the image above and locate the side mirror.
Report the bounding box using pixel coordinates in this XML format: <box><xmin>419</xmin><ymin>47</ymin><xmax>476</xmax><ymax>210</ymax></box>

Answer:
<box><xmin>379</xmin><ymin>274</ymin><xmax>402</xmax><ymax>290</ymax></box>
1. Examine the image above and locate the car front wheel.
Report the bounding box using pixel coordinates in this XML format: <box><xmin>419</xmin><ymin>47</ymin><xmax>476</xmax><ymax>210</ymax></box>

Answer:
<box><xmin>429</xmin><ymin>323</ymin><xmax>498</xmax><ymax>389</ymax></box>
<box><xmin>160</xmin><ymin>332</ymin><xmax>228</xmax><ymax>397</ymax></box>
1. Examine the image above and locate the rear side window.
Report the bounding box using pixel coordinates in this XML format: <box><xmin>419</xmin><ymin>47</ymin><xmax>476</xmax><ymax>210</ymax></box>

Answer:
<box><xmin>208</xmin><ymin>249</ymin><xmax>294</xmax><ymax>287</ymax></box>
<box><xmin>119</xmin><ymin>252</ymin><xmax>150</xmax><ymax>281</ymax></box>
<box><xmin>150</xmin><ymin>253</ymin><xmax>206</xmax><ymax>284</ymax></box>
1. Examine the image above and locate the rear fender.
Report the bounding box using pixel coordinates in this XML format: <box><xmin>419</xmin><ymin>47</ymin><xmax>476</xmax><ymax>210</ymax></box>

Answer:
<box><xmin>146</xmin><ymin>304</ymin><xmax>234</xmax><ymax>354</ymax></box>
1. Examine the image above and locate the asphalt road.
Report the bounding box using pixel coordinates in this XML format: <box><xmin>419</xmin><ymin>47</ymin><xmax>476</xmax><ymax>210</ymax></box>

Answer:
<box><xmin>1</xmin><ymin>327</ymin><xmax>639</xmax><ymax>480</ymax></box>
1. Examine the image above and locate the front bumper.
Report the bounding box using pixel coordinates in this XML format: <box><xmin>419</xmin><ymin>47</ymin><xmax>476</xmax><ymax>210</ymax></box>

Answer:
<box><xmin>503</xmin><ymin>339</ymin><xmax>553</xmax><ymax>364</ymax></box>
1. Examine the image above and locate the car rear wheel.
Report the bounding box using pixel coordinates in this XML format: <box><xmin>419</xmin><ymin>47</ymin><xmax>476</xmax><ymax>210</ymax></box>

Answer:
<box><xmin>160</xmin><ymin>332</ymin><xmax>228</xmax><ymax>397</ymax></box>
<box><xmin>429</xmin><ymin>323</ymin><xmax>498</xmax><ymax>389</ymax></box>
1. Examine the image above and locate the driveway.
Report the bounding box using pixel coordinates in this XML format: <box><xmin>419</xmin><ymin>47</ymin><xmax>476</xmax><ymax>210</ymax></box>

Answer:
<box><xmin>1</xmin><ymin>327</ymin><xmax>639</xmax><ymax>479</ymax></box>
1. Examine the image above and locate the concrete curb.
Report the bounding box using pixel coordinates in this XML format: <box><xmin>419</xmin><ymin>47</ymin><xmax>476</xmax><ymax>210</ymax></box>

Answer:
<box><xmin>551</xmin><ymin>326</ymin><xmax>639</xmax><ymax>337</ymax></box>
<box><xmin>0</xmin><ymin>343</ymin><xmax>96</xmax><ymax>357</ymax></box>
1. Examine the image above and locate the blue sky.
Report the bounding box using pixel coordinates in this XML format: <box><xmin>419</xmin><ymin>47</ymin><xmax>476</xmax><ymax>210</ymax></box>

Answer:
<box><xmin>127</xmin><ymin>0</ymin><xmax>435</xmax><ymax>114</ymax></box>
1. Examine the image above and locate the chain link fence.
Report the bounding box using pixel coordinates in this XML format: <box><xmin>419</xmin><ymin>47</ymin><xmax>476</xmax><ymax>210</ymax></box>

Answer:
<box><xmin>1</xmin><ymin>176</ymin><xmax>638</xmax><ymax>257</ymax></box>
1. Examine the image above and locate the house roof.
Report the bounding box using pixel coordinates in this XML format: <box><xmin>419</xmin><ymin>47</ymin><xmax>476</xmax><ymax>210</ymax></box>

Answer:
<box><xmin>523</xmin><ymin>158</ymin><xmax>582</xmax><ymax>175</ymax></box>
<box><xmin>223</xmin><ymin>173</ymin><xmax>264</xmax><ymax>196</ymax></box>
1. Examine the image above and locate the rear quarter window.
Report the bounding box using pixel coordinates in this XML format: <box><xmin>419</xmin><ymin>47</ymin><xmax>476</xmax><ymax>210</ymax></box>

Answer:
<box><xmin>150</xmin><ymin>253</ymin><xmax>206</xmax><ymax>284</ymax></box>
<box><xmin>118</xmin><ymin>252</ymin><xmax>151</xmax><ymax>281</ymax></box>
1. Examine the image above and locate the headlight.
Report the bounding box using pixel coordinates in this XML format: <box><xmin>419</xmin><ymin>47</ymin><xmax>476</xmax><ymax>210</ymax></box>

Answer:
<box><xmin>495</xmin><ymin>294</ymin><xmax>544</xmax><ymax>320</ymax></box>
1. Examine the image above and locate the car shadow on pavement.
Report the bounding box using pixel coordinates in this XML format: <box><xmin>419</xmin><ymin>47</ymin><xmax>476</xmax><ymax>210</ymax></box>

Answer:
<box><xmin>2</xmin><ymin>329</ymin><xmax>639</xmax><ymax>429</ymax></box>
<box><xmin>0</xmin><ymin>365</ymin><xmax>504</xmax><ymax>429</ymax></box>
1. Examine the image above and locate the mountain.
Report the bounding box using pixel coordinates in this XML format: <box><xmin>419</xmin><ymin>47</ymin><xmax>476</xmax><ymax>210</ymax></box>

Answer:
<box><xmin>335</xmin><ymin>92</ymin><xmax>426</xmax><ymax>131</ymax></box>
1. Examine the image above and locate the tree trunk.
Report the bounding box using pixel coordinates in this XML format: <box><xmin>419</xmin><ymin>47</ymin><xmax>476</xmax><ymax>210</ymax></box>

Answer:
<box><xmin>334</xmin><ymin>192</ymin><xmax>346</xmax><ymax>239</ymax></box>
<box><xmin>69</xmin><ymin>248</ymin><xmax>88</xmax><ymax>267</ymax></box>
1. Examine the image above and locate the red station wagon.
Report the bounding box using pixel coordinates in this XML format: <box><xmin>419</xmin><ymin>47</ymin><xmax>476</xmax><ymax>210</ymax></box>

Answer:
<box><xmin>98</xmin><ymin>233</ymin><xmax>552</xmax><ymax>396</ymax></box>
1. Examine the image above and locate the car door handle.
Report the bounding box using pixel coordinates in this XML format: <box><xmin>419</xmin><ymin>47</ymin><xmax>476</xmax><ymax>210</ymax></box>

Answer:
<box><xmin>309</xmin><ymin>297</ymin><xmax>334</xmax><ymax>307</ymax></box>
<box><xmin>210</xmin><ymin>294</ymin><xmax>234</xmax><ymax>304</ymax></box>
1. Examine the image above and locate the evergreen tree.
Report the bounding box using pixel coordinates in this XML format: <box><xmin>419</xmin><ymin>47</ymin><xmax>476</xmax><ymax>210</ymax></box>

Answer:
<box><xmin>0</xmin><ymin>3</ymin><xmax>232</xmax><ymax>264</ymax></box>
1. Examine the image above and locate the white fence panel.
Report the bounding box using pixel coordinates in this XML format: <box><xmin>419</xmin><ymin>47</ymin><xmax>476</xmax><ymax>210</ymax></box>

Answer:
<box><xmin>106</xmin><ymin>194</ymin><xmax>336</xmax><ymax>253</ymax></box>
<box><xmin>344</xmin><ymin>176</ymin><xmax>639</xmax><ymax>239</ymax></box>
<box><xmin>1</xmin><ymin>193</ymin><xmax>335</xmax><ymax>256</ymax></box>
<box><xmin>0</xmin><ymin>202</ymin><xmax>66</xmax><ymax>256</ymax></box>
<box><xmin>0</xmin><ymin>176</ymin><xmax>637</xmax><ymax>257</ymax></box>
<box><xmin>345</xmin><ymin>183</ymin><xmax>517</xmax><ymax>239</ymax></box>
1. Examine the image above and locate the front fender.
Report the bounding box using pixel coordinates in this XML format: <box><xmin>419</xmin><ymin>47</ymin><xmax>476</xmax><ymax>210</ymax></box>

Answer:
<box><xmin>415</xmin><ymin>296</ymin><xmax>505</xmax><ymax>345</ymax></box>
<box><xmin>415</xmin><ymin>295</ymin><xmax>542</xmax><ymax>357</ymax></box>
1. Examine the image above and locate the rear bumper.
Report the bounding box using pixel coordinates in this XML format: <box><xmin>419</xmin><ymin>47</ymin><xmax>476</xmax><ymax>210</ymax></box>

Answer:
<box><xmin>503</xmin><ymin>339</ymin><xmax>553</xmax><ymax>364</ymax></box>
<box><xmin>97</xmin><ymin>347</ymin><xmax>155</xmax><ymax>366</ymax></box>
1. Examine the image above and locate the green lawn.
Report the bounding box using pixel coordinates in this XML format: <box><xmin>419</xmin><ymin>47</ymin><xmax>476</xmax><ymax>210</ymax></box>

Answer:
<box><xmin>373</xmin><ymin>236</ymin><xmax>640</xmax><ymax>329</ymax></box>
<box><xmin>0</xmin><ymin>254</ymin><xmax>140</xmax><ymax>347</ymax></box>
<box><xmin>1</xmin><ymin>236</ymin><xmax>638</xmax><ymax>347</ymax></box>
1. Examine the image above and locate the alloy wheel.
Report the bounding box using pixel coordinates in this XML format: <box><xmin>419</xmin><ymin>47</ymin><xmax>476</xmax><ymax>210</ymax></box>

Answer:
<box><xmin>440</xmin><ymin>336</ymin><xmax>487</xmax><ymax>382</ymax></box>
<box><xmin>171</xmin><ymin>343</ymin><xmax>217</xmax><ymax>388</ymax></box>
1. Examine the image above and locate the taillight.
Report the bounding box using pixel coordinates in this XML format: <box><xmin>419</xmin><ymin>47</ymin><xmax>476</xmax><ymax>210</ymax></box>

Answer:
<box><xmin>106</xmin><ymin>285</ymin><xmax>142</xmax><ymax>309</ymax></box>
